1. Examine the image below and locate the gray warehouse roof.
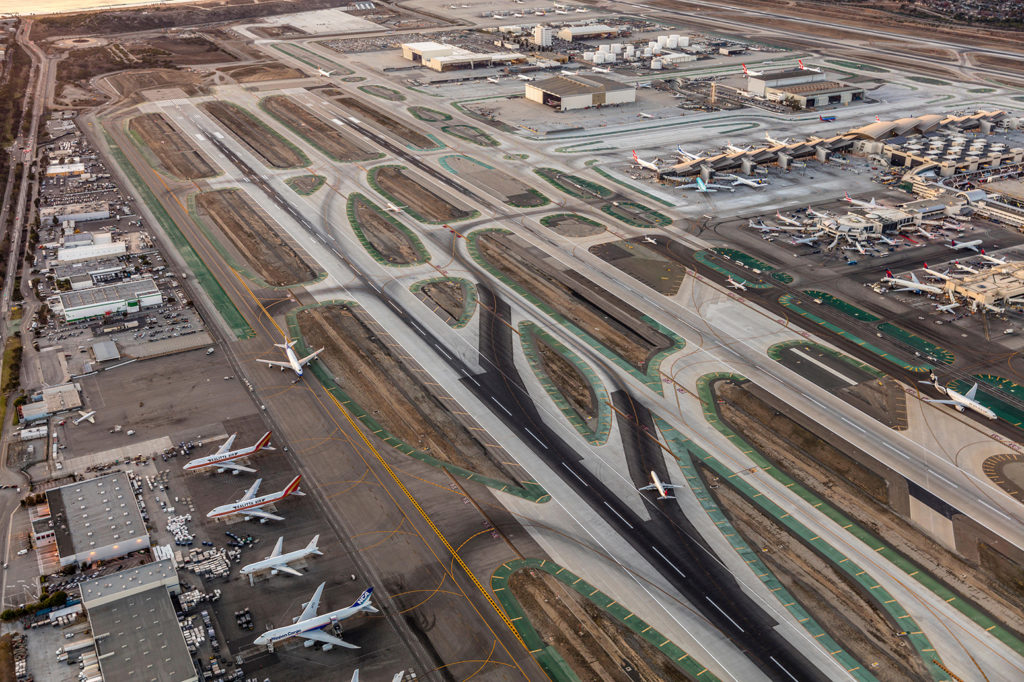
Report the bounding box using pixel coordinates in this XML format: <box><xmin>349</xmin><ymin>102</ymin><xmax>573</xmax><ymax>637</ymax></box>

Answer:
<box><xmin>81</xmin><ymin>559</ymin><xmax>177</xmax><ymax>608</ymax></box>
<box><xmin>46</xmin><ymin>473</ymin><xmax>146</xmax><ymax>562</ymax></box>
<box><xmin>59</xmin><ymin>279</ymin><xmax>159</xmax><ymax>311</ymax></box>
<box><xmin>92</xmin><ymin>340</ymin><xmax>120</xmax><ymax>363</ymax></box>
<box><xmin>90</xmin><ymin>586</ymin><xmax>196</xmax><ymax>682</ymax></box>
<box><xmin>532</xmin><ymin>74</ymin><xmax>632</xmax><ymax>96</ymax></box>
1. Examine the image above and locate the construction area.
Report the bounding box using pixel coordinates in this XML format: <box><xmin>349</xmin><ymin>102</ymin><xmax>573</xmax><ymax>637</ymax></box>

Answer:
<box><xmin>371</xmin><ymin>166</ymin><xmax>475</xmax><ymax>223</ymax></box>
<box><xmin>261</xmin><ymin>95</ymin><xmax>381</xmax><ymax>163</ymax></box>
<box><xmin>348</xmin><ymin>195</ymin><xmax>428</xmax><ymax>266</ymax></box>
<box><xmin>200</xmin><ymin>100</ymin><xmax>308</xmax><ymax>169</ymax></box>
<box><xmin>128</xmin><ymin>113</ymin><xmax>217</xmax><ymax>180</ymax></box>
<box><xmin>195</xmin><ymin>189</ymin><xmax>317</xmax><ymax>286</ymax></box>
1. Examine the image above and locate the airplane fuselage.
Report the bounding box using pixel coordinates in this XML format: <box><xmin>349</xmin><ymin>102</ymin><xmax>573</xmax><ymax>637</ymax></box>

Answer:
<box><xmin>184</xmin><ymin>433</ymin><xmax>271</xmax><ymax>471</ymax></box>
<box><xmin>240</xmin><ymin>547</ymin><xmax>319</xmax><ymax>575</ymax></box>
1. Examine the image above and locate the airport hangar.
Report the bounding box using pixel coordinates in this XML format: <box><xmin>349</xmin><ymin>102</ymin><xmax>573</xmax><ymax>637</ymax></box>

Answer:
<box><xmin>745</xmin><ymin>67</ymin><xmax>864</xmax><ymax>108</ymax></box>
<box><xmin>524</xmin><ymin>74</ymin><xmax>635</xmax><ymax>111</ymax></box>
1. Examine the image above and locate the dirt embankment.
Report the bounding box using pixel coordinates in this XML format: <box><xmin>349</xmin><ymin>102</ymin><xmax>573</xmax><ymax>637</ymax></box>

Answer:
<box><xmin>298</xmin><ymin>305</ymin><xmax>522</xmax><ymax>485</ymax></box>
<box><xmin>200</xmin><ymin>101</ymin><xmax>306</xmax><ymax>169</ymax></box>
<box><xmin>698</xmin><ymin>463</ymin><xmax>929</xmax><ymax>681</ymax></box>
<box><xmin>477</xmin><ymin>232</ymin><xmax>671</xmax><ymax>372</ymax></box>
<box><xmin>534</xmin><ymin>333</ymin><xmax>597</xmax><ymax>427</ymax></box>
<box><xmin>196</xmin><ymin>189</ymin><xmax>315</xmax><ymax>286</ymax></box>
<box><xmin>711</xmin><ymin>379</ymin><xmax>1024</xmax><ymax>638</ymax></box>
<box><xmin>326</xmin><ymin>92</ymin><xmax>436</xmax><ymax>149</ymax></box>
<box><xmin>509</xmin><ymin>570</ymin><xmax>692</xmax><ymax>681</ymax></box>
<box><xmin>262</xmin><ymin>95</ymin><xmax>378</xmax><ymax>162</ymax></box>
<box><xmin>130</xmin><ymin>113</ymin><xmax>216</xmax><ymax>180</ymax></box>
<box><xmin>222</xmin><ymin>62</ymin><xmax>305</xmax><ymax>83</ymax></box>
<box><xmin>350</xmin><ymin>196</ymin><xmax>425</xmax><ymax>265</ymax></box>
<box><xmin>419</xmin><ymin>280</ymin><xmax>467</xmax><ymax>324</ymax></box>
<box><xmin>374</xmin><ymin>166</ymin><xmax>473</xmax><ymax>223</ymax></box>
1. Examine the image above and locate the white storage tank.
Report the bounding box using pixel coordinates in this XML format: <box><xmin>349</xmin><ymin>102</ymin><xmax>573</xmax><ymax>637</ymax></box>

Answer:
<box><xmin>598</xmin><ymin>43</ymin><xmax>610</xmax><ymax>53</ymax></box>
<box><xmin>583</xmin><ymin>51</ymin><xmax>595</xmax><ymax>61</ymax></box>
<box><xmin>606</xmin><ymin>53</ymin><xmax>617</xmax><ymax>63</ymax></box>
<box><xmin>593</xmin><ymin>52</ymin><xmax>605</xmax><ymax>64</ymax></box>
<box><xmin>666</xmin><ymin>35</ymin><xmax>678</xmax><ymax>49</ymax></box>
<box><xmin>650</xmin><ymin>59</ymin><xmax>663</xmax><ymax>70</ymax></box>
<box><xmin>652</xmin><ymin>46</ymin><xmax>662</xmax><ymax>55</ymax></box>
<box><xmin>643</xmin><ymin>47</ymin><xmax>654</xmax><ymax>57</ymax></box>
<box><xmin>679</xmin><ymin>35</ymin><xmax>691</xmax><ymax>47</ymax></box>
<box><xmin>611</xmin><ymin>43</ymin><xmax>623</xmax><ymax>54</ymax></box>
<box><xmin>648</xmin><ymin>41</ymin><xmax>658</xmax><ymax>50</ymax></box>
<box><xmin>657</xmin><ymin>35</ymin><xmax>668</xmax><ymax>47</ymax></box>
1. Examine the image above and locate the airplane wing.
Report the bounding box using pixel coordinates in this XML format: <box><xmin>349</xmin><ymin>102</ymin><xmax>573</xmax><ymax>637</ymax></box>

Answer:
<box><xmin>270</xmin><ymin>563</ymin><xmax>304</xmax><ymax>577</ymax></box>
<box><xmin>258</xmin><ymin>359</ymin><xmax>294</xmax><ymax>369</ymax></box>
<box><xmin>269</xmin><ymin>537</ymin><xmax>284</xmax><ymax>558</ymax></box>
<box><xmin>964</xmin><ymin>383</ymin><xmax>980</xmax><ymax>401</ymax></box>
<box><xmin>302</xmin><ymin>628</ymin><xmax>359</xmax><ymax>649</ymax></box>
<box><xmin>638</xmin><ymin>484</ymin><xmax>657</xmax><ymax>491</ymax></box>
<box><xmin>923</xmin><ymin>399</ymin><xmax>958</xmax><ymax>405</ymax></box>
<box><xmin>216</xmin><ymin>434</ymin><xmax>238</xmax><ymax>455</ymax></box>
<box><xmin>299</xmin><ymin>348</ymin><xmax>324</xmax><ymax>366</ymax></box>
<box><xmin>216</xmin><ymin>461</ymin><xmax>257</xmax><ymax>474</ymax></box>
<box><xmin>241</xmin><ymin>479</ymin><xmax>262</xmax><ymax>501</ymax></box>
<box><xmin>244</xmin><ymin>508</ymin><xmax>285</xmax><ymax>521</ymax></box>
<box><xmin>299</xmin><ymin>583</ymin><xmax>326</xmax><ymax>622</ymax></box>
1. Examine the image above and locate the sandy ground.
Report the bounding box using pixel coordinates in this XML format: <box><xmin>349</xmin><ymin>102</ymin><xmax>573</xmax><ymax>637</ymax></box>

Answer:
<box><xmin>588</xmin><ymin>239</ymin><xmax>687</xmax><ymax>296</ymax></box>
<box><xmin>532</xmin><ymin>329</ymin><xmax>597</xmax><ymax>429</ymax></box>
<box><xmin>220</xmin><ymin>62</ymin><xmax>305</xmax><ymax>83</ymax></box>
<box><xmin>325</xmin><ymin>91</ymin><xmax>436</xmax><ymax>149</ymax></box>
<box><xmin>350</xmin><ymin>196</ymin><xmax>425</xmax><ymax>265</ymax></box>
<box><xmin>443</xmin><ymin>124</ymin><xmax>497</xmax><ymax>147</ymax></box>
<box><xmin>508</xmin><ymin>570</ymin><xmax>692</xmax><ymax>681</ymax></box>
<box><xmin>196</xmin><ymin>188</ymin><xmax>316</xmax><ymax>286</ymax></box>
<box><xmin>417</xmin><ymin>280</ymin><xmax>467</xmax><ymax>324</ymax></box>
<box><xmin>200</xmin><ymin>100</ymin><xmax>306</xmax><ymax>169</ymax></box>
<box><xmin>373</xmin><ymin>166</ymin><xmax>473</xmax><ymax>223</ymax></box>
<box><xmin>262</xmin><ymin>95</ymin><xmax>378</xmax><ymax>162</ymax></box>
<box><xmin>541</xmin><ymin>214</ymin><xmax>605</xmax><ymax>239</ymax></box>
<box><xmin>446</xmin><ymin>156</ymin><xmax>545</xmax><ymax>207</ymax></box>
<box><xmin>129</xmin><ymin>112</ymin><xmax>216</xmax><ymax>179</ymax></box>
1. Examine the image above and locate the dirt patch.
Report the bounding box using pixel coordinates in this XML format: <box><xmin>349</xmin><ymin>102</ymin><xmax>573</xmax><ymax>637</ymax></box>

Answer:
<box><xmin>409</xmin><ymin>106</ymin><xmax>451</xmax><ymax>122</ymax></box>
<box><xmin>221</xmin><ymin>62</ymin><xmax>305</xmax><ymax>83</ymax></box>
<box><xmin>250</xmin><ymin>24</ymin><xmax>308</xmax><ymax>39</ymax></box>
<box><xmin>103</xmin><ymin>69</ymin><xmax>204</xmax><ymax>98</ymax></box>
<box><xmin>711</xmin><ymin>379</ymin><xmax>1024</xmax><ymax>638</ymax></box>
<box><xmin>285</xmin><ymin>174</ymin><xmax>325</xmax><ymax>195</ymax></box>
<box><xmin>262</xmin><ymin>95</ymin><xmax>379</xmax><ymax>162</ymax></box>
<box><xmin>350</xmin><ymin>195</ymin><xmax>427</xmax><ymax>265</ymax></box>
<box><xmin>534</xmin><ymin>332</ymin><xmax>597</xmax><ymax>427</ymax></box>
<box><xmin>589</xmin><ymin>239</ymin><xmax>687</xmax><ymax>296</ymax></box>
<box><xmin>359</xmin><ymin>84</ymin><xmax>406</xmax><ymax>101</ymax></box>
<box><xmin>476</xmin><ymin>231</ymin><xmax>671</xmax><ymax>372</ymax></box>
<box><xmin>441</xmin><ymin>123</ymin><xmax>498</xmax><ymax>147</ymax></box>
<box><xmin>418</xmin><ymin>280</ymin><xmax>468</xmax><ymax>325</ymax></box>
<box><xmin>972</xmin><ymin>53</ymin><xmax>1024</xmax><ymax>71</ymax></box>
<box><xmin>540</xmin><ymin>213</ymin><xmax>604</xmax><ymax>238</ymax></box>
<box><xmin>196</xmin><ymin>189</ymin><xmax>316</xmax><ymax>286</ymax></box>
<box><xmin>508</xmin><ymin>570</ymin><xmax>692</xmax><ymax>681</ymax></box>
<box><xmin>444</xmin><ymin>156</ymin><xmax>547</xmax><ymax>208</ymax></box>
<box><xmin>698</xmin><ymin>463</ymin><xmax>929</xmax><ymax>681</ymax></box>
<box><xmin>325</xmin><ymin>92</ymin><xmax>437</xmax><ymax>149</ymax></box>
<box><xmin>0</xmin><ymin>634</ymin><xmax>13</xmax><ymax>682</ymax></box>
<box><xmin>200</xmin><ymin>101</ymin><xmax>307</xmax><ymax>169</ymax></box>
<box><xmin>298</xmin><ymin>305</ymin><xmax>522</xmax><ymax>486</ymax></box>
<box><xmin>373</xmin><ymin>166</ymin><xmax>474</xmax><ymax>223</ymax></box>
<box><xmin>129</xmin><ymin>113</ymin><xmax>216</xmax><ymax>180</ymax></box>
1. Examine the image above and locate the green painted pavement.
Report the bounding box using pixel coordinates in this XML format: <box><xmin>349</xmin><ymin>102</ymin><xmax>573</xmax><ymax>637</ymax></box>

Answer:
<box><xmin>694</xmin><ymin>251</ymin><xmax>773</xmax><ymax>289</ymax></box>
<box><xmin>876</xmin><ymin>322</ymin><xmax>955</xmax><ymax>364</ymax></box>
<box><xmin>947</xmin><ymin>375</ymin><xmax>1024</xmax><ymax>427</ymax></box>
<box><xmin>441</xmin><ymin>124</ymin><xmax>500</xmax><ymax>147</ymax></box>
<box><xmin>802</xmin><ymin>291</ymin><xmax>879</xmax><ymax>322</ymax></box>
<box><xmin>492</xmin><ymin>557</ymin><xmax>720</xmax><ymax>681</ymax></box>
<box><xmin>600</xmin><ymin>201</ymin><xmax>671</xmax><ymax>228</ymax></box>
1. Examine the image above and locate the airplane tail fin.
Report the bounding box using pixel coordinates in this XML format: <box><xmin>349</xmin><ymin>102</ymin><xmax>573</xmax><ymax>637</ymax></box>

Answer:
<box><xmin>253</xmin><ymin>431</ymin><xmax>273</xmax><ymax>452</ymax></box>
<box><xmin>283</xmin><ymin>475</ymin><xmax>303</xmax><ymax>497</ymax></box>
<box><xmin>350</xmin><ymin>587</ymin><xmax>378</xmax><ymax>613</ymax></box>
<box><xmin>742</xmin><ymin>64</ymin><xmax>748</xmax><ymax>75</ymax></box>
<box><xmin>798</xmin><ymin>59</ymin><xmax>804</xmax><ymax>69</ymax></box>
<box><xmin>885</xmin><ymin>269</ymin><xmax>894</xmax><ymax>278</ymax></box>
<box><xmin>274</xmin><ymin>340</ymin><xmax>297</xmax><ymax>349</ymax></box>
<box><xmin>307</xmin><ymin>534</ymin><xmax>322</xmax><ymax>555</ymax></box>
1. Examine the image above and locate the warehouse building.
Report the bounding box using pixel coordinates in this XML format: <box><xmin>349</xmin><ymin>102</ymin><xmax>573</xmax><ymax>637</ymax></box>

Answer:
<box><xmin>400</xmin><ymin>41</ymin><xmax>524</xmax><ymax>71</ymax></box>
<box><xmin>55</xmin><ymin>278</ymin><xmax>162</xmax><ymax>322</ymax></box>
<box><xmin>19</xmin><ymin>382</ymin><xmax>83</xmax><ymax>423</ymax></box>
<box><xmin>54</xmin><ymin>258</ymin><xmax>128</xmax><ymax>289</ymax></box>
<box><xmin>81</xmin><ymin>560</ymin><xmax>197</xmax><ymax>682</ymax></box>
<box><xmin>556</xmin><ymin>24</ymin><xmax>619</xmax><ymax>41</ymax></box>
<box><xmin>56</xmin><ymin>232</ymin><xmax>127</xmax><ymax>263</ymax></box>
<box><xmin>525</xmin><ymin>74</ymin><xmax>635</xmax><ymax>111</ymax></box>
<box><xmin>41</xmin><ymin>200</ymin><xmax>110</xmax><ymax>224</ymax></box>
<box><xmin>45</xmin><ymin>162</ymin><xmax>86</xmax><ymax>177</ymax></box>
<box><xmin>42</xmin><ymin>473</ymin><xmax>151</xmax><ymax>567</ymax></box>
<box><xmin>745</xmin><ymin>66</ymin><xmax>863</xmax><ymax>108</ymax></box>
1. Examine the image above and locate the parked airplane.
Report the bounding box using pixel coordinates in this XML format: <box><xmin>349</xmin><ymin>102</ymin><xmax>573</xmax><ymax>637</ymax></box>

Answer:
<box><xmin>317</xmin><ymin>68</ymin><xmax>334</xmax><ymax>77</ymax></box>
<box><xmin>72</xmin><ymin>410</ymin><xmax>96</xmax><ymax>425</ymax></box>
<box><xmin>240</xmin><ymin>534</ymin><xmax>322</xmax><ymax>576</ymax></box>
<box><xmin>258</xmin><ymin>340</ymin><xmax>324</xmax><ymax>378</ymax></box>
<box><xmin>643</xmin><ymin>236</ymin><xmax>658</xmax><ymax>245</ymax></box>
<box><xmin>637</xmin><ymin>112</ymin><xmax>653</xmax><ymax>119</ymax></box>
<box><xmin>516</xmin><ymin>74</ymin><xmax>534</xmax><ymax>81</ymax></box>
<box><xmin>675</xmin><ymin>145</ymin><xmax>703</xmax><ymax>161</ymax></box>
<box><xmin>797</xmin><ymin>59</ymin><xmax>821</xmax><ymax>72</ymax></box>
<box><xmin>792</xmin><ymin>235</ymin><xmax>820</xmax><ymax>245</ymax></box>
<box><xmin>591</xmin><ymin>66</ymin><xmax>611</xmax><ymax>74</ymax></box>
<box><xmin>725</xmin><ymin>141</ymin><xmax>751</xmax><ymax>153</ymax></box>
<box><xmin>720</xmin><ymin>174</ymin><xmax>765</xmax><ymax>188</ymax></box>
<box><xmin>385</xmin><ymin>202</ymin><xmax>403</xmax><ymax>212</ymax></box>
<box><xmin>726</xmin><ymin>277</ymin><xmax>747</xmax><ymax>291</ymax></box>
<box><xmin>764</xmin><ymin>132</ymin><xmax>791</xmax><ymax>146</ymax></box>
<box><xmin>807</xmin><ymin>206</ymin><xmax>831</xmax><ymax>219</ymax></box>
<box><xmin>842</xmin><ymin>191</ymin><xmax>876</xmax><ymax>209</ymax></box>
<box><xmin>207</xmin><ymin>476</ymin><xmax>304</xmax><ymax>522</ymax></box>
<box><xmin>819</xmin><ymin>115</ymin><xmax>837</xmax><ymax>122</ymax></box>
<box><xmin>878</xmin><ymin>235</ymin><xmax>897</xmax><ymax>246</ymax></box>
<box><xmin>683</xmin><ymin>177</ymin><xmax>732</xmax><ymax>193</ymax></box>
<box><xmin>947</xmin><ymin>238</ymin><xmax>983</xmax><ymax>252</ymax></box>
<box><xmin>183</xmin><ymin>432</ymin><xmax>273</xmax><ymax>474</ymax></box>
<box><xmin>254</xmin><ymin>583</ymin><xmax>378</xmax><ymax>649</ymax></box>
<box><xmin>631</xmin><ymin>150</ymin><xmax>660</xmax><ymax>172</ymax></box>
<box><xmin>638</xmin><ymin>471</ymin><xmax>682</xmax><ymax>500</ymax></box>
<box><xmin>920</xmin><ymin>374</ymin><xmax>996</xmax><ymax>420</ymax></box>
<box><xmin>350</xmin><ymin>673</ymin><xmax>403</xmax><ymax>682</ymax></box>
<box><xmin>935</xmin><ymin>302</ymin><xmax>960</xmax><ymax>313</ymax></box>
<box><xmin>882</xmin><ymin>269</ymin><xmax>943</xmax><ymax>294</ymax></box>
<box><xmin>981</xmin><ymin>249</ymin><xmax>1007</xmax><ymax>264</ymax></box>
<box><xmin>775</xmin><ymin>211</ymin><xmax>802</xmax><ymax>226</ymax></box>
<box><xmin>486</xmin><ymin>76</ymin><xmax>501</xmax><ymax>84</ymax></box>
<box><xmin>741</xmin><ymin>64</ymin><xmax>762</xmax><ymax>76</ymax></box>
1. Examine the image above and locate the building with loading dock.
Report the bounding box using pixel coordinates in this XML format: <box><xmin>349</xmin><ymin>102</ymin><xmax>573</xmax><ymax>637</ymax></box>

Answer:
<box><xmin>400</xmin><ymin>41</ymin><xmax>525</xmax><ymax>71</ymax></box>
<box><xmin>745</xmin><ymin>67</ymin><xmax>864</xmax><ymax>108</ymax></box>
<box><xmin>53</xmin><ymin>278</ymin><xmax>162</xmax><ymax>322</ymax></box>
<box><xmin>525</xmin><ymin>74</ymin><xmax>635</xmax><ymax>111</ymax></box>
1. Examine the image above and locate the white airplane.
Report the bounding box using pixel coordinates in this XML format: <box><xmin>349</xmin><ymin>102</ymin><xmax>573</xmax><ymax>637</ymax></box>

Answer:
<box><xmin>631</xmin><ymin>150</ymin><xmax>660</xmax><ymax>172</ymax></box>
<box><xmin>637</xmin><ymin>112</ymin><xmax>653</xmax><ymax>119</ymax></box>
<box><xmin>741</xmin><ymin>64</ymin><xmax>762</xmax><ymax>76</ymax></box>
<box><xmin>682</xmin><ymin>177</ymin><xmax>732</xmax><ymax>193</ymax></box>
<box><xmin>935</xmin><ymin>302</ymin><xmax>960</xmax><ymax>313</ymax></box>
<box><xmin>183</xmin><ymin>432</ymin><xmax>273</xmax><ymax>474</ymax></box>
<box><xmin>317</xmin><ymin>68</ymin><xmax>335</xmax><ymax>77</ymax></box>
<box><xmin>792</xmin><ymin>235</ymin><xmax>820</xmax><ymax>245</ymax></box>
<box><xmin>516</xmin><ymin>74</ymin><xmax>533</xmax><ymax>81</ymax></box>
<box><xmin>638</xmin><ymin>471</ymin><xmax>682</xmax><ymax>500</ymax></box>
<box><xmin>240</xmin><ymin>534</ymin><xmax>322</xmax><ymax>577</ymax></box>
<box><xmin>851</xmin><ymin>241</ymin><xmax>866</xmax><ymax>255</ymax></box>
<box><xmin>807</xmin><ymin>206</ymin><xmax>831</xmax><ymax>219</ymax></box>
<box><xmin>797</xmin><ymin>59</ymin><xmax>821</xmax><ymax>73</ymax></box>
<box><xmin>920</xmin><ymin>374</ymin><xmax>996</xmax><ymax>420</ymax></box>
<box><xmin>721</xmin><ymin>174</ymin><xmax>764</xmax><ymax>188</ymax></box>
<box><xmin>764</xmin><ymin>132</ymin><xmax>791</xmax><ymax>146</ymax></box>
<box><xmin>878</xmin><ymin>235</ymin><xmax>897</xmax><ymax>246</ymax></box>
<box><xmin>725</xmin><ymin>141</ymin><xmax>751</xmax><ymax>153</ymax></box>
<box><xmin>254</xmin><ymin>583</ymin><xmax>378</xmax><ymax>650</ymax></box>
<box><xmin>947</xmin><ymin>238</ymin><xmax>982</xmax><ymax>252</ymax></box>
<box><xmin>775</xmin><ymin>210</ymin><xmax>801</xmax><ymax>226</ymax></box>
<box><xmin>385</xmin><ymin>202</ymin><xmax>403</xmax><ymax>212</ymax></box>
<box><xmin>643</xmin><ymin>236</ymin><xmax>658</xmax><ymax>245</ymax></box>
<box><xmin>486</xmin><ymin>76</ymin><xmax>501</xmax><ymax>84</ymax></box>
<box><xmin>954</xmin><ymin>260</ymin><xmax>978</xmax><ymax>274</ymax></box>
<box><xmin>981</xmin><ymin>250</ymin><xmax>1006</xmax><ymax>264</ymax></box>
<box><xmin>748</xmin><ymin>219</ymin><xmax>773</xmax><ymax>231</ymax></box>
<box><xmin>591</xmin><ymin>66</ymin><xmax>611</xmax><ymax>74</ymax></box>
<box><xmin>207</xmin><ymin>476</ymin><xmax>304</xmax><ymax>522</ymax></box>
<box><xmin>843</xmin><ymin>191</ymin><xmax>876</xmax><ymax>209</ymax></box>
<box><xmin>258</xmin><ymin>340</ymin><xmax>324</xmax><ymax>378</ymax></box>
<box><xmin>726</xmin><ymin>277</ymin><xmax>747</xmax><ymax>291</ymax></box>
<box><xmin>916</xmin><ymin>226</ymin><xmax>936</xmax><ymax>240</ymax></box>
<box><xmin>72</xmin><ymin>410</ymin><xmax>96</xmax><ymax>425</ymax></box>
<box><xmin>560</xmin><ymin>69</ymin><xmax>578</xmax><ymax>76</ymax></box>
<box><xmin>675</xmin><ymin>146</ymin><xmax>703</xmax><ymax>161</ymax></box>
<box><xmin>882</xmin><ymin>269</ymin><xmax>943</xmax><ymax>295</ymax></box>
